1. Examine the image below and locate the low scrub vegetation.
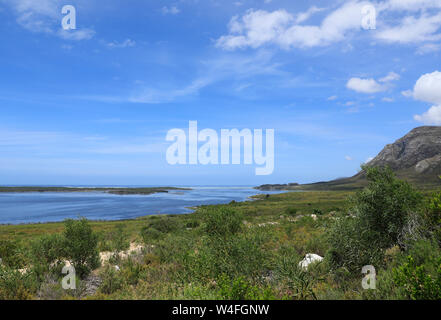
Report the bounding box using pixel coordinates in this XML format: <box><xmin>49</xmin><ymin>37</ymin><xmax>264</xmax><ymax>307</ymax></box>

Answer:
<box><xmin>1</xmin><ymin>167</ymin><xmax>441</xmax><ymax>300</ymax></box>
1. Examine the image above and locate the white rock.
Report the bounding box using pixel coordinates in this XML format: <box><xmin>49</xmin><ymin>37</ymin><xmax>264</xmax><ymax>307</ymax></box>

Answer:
<box><xmin>299</xmin><ymin>253</ymin><xmax>323</xmax><ymax>270</ymax></box>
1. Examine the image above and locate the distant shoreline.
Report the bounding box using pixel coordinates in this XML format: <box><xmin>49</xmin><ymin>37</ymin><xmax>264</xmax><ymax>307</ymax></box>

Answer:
<box><xmin>0</xmin><ymin>186</ymin><xmax>192</xmax><ymax>195</ymax></box>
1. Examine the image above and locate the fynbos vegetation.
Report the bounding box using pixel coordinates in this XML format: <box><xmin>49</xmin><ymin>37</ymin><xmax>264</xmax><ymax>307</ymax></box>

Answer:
<box><xmin>1</xmin><ymin>167</ymin><xmax>441</xmax><ymax>300</ymax></box>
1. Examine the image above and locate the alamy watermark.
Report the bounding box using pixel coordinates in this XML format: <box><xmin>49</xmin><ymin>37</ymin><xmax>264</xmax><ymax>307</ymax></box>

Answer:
<box><xmin>165</xmin><ymin>121</ymin><xmax>274</xmax><ymax>175</ymax></box>
<box><xmin>61</xmin><ymin>5</ymin><xmax>76</xmax><ymax>30</ymax></box>
<box><xmin>361</xmin><ymin>4</ymin><xmax>376</xmax><ymax>30</ymax></box>
<box><xmin>362</xmin><ymin>265</ymin><xmax>376</xmax><ymax>289</ymax></box>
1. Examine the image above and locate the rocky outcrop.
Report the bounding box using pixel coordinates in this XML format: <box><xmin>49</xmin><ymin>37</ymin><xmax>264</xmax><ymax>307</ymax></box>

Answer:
<box><xmin>367</xmin><ymin>126</ymin><xmax>441</xmax><ymax>177</ymax></box>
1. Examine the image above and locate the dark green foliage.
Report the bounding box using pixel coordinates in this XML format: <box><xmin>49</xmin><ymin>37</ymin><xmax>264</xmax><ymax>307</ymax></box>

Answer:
<box><xmin>63</xmin><ymin>218</ymin><xmax>100</xmax><ymax>278</ymax></box>
<box><xmin>285</xmin><ymin>207</ymin><xmax>298</xmax><ymax>216</ymax></box>
<box><xmin>327</xmin><ymin>166</ymin><xmax>423</xmax><ymax>272</ymax></box>
<box><xmin>201</xmin><ymin>207</ymin><xmax>243</xmax><ymax>238</ymax></box>
<box><xmin>99</xmin><ymin>264</ymin><xmax>123</xmax><ymax>294</ymax></box>
<box><xmin>393</xmin><ymin>255</ymin><xmax>441</xmax><ymax>300</ymax></box>
<box><xmin>140</xmin><ymin>217</ymin><xmax>181</xmax><ymax>243</ymax></box>
<box><xmin>30</xmin><ymin>234</ymin><xmax>65</xmax><ymax>280</ymax></box>
<box><xmin>217</xmin><ymin>274</ymin><xmax>275</xmax><ymax>300</ymax></box>
<box><xmin>0</xmin><ymin>266</ymin><xmax>37</xmax><ymax>300</ymax></box>
<box><xmin>111</xmin><ymin>224</ymin><xmax>130</xmax><ymax>253</ymax></box>
<box><xmin>353</xmin><ymin>166</ymin><xmax>422</xmax><ymax>248</ymax></box>
<box><xmin>0</xmin><ymin>239</ymin><xmax>26</xmax><ymax>269</ymax></box>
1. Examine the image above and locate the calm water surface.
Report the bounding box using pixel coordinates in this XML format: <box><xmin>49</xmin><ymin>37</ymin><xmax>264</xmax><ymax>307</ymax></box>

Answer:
<box><xmin>0</xmin><ymin>187</ymin><xmax>286</xmax><ymax>224</ymax></box>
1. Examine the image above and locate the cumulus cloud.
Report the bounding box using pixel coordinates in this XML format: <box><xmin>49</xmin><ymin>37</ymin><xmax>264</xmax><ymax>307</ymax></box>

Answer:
<box><xmin>412</xmin><ymin>71</ymin><xmax>441</xmax><ymax>104</ymax></box>
<box><xmin>216</xmin><ymin>1</ymin><xmax>369</xmax><ymax>50</ymax></box>
<box><xmin>406</xmin><ymin>71</ymin><xmax>441</xmax><ymax>125</ymax></box>
<box><xmin>346</xmin><ymin>77</ymin><xmax>386</xmax><ymax>93</ymax></box>
<box><xmin>217</xmin><ymin>1</ymin><xmax>441</xmax><ymax>50</ymax></box>
<box><xmin>346</xmin><ymin>71</ymin><xmax>399</xmax><ymax>94</ymax></box>
<box><xmin>414</xmin><ymin>105</ymin><xmax>441</xmax><ymax>125</ymax></box>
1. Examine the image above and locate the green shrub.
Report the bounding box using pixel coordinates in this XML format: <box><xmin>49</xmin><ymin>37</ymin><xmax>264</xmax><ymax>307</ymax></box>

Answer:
<box><xmin>99</xmin><ymin>265</ymin><xmax>124</xmax><ymax>294</ymax></box>
<box><xmin>140</xmin><ymin>217</ymin><xmax>181</xmax><ymax>243</ymax></box>
<box><xmin>201</xmin><ymin>207</ymin><xmax>243</xmax><ymax>238</ymax></box>
<box><xmin>285</xmin><ymin>207</ymin><xmax>298</xmax><ymax>216</ymax></box>
<box><xmin>140</xmin><ymin>227</ymin><xmax>162</xmax><ymax>243</ymax></box>
<box><xmin>110</xmin><ymin>224</ymin><xmax>130</xmax><ymax>253</ymax></box>
<box><xmin>326</xmin><ymin>166</ymin><xmax>422</xmax><ymax>273</ymax></box>
<box><xmin>352</xmin><ymin>166</ymin><xmax>422</xmax><ymax>249</ymax></box>
<box><xmin>393</xmin><ymin>255</ymin><xmax>441</xmax><ymax>300</ymax></box>
<box><xmin>30</xmin><ymin>234</ymin><xmax>65</xmax><ymax>281</ymax></box>
<box><xmin>0</xmin><ymin>239</ymin><xmax>27</xmax><ymax>269</ymax></box>
<box><xmin>326</xmin><ymin>216</ymin><xmax>384</xmax><ymax>273</ymax></box>
<box><xmin>0</xmin><ymin>265</ymin><xmax>37</xmax><ymax>300</ymax></box>
<box><xmin>63</xmin><ymin>218</ymin><xmax>100</xmax><ymax>278</ymax></box>
<box><xmin>217</xmin><ymin>274</ymin><xmax>275</xmax><ymax>300</ymax></box>
<box><xmin>273</xmin><ymin>246</ymin><xmax>317</xmax><ymax>300</ymax></box>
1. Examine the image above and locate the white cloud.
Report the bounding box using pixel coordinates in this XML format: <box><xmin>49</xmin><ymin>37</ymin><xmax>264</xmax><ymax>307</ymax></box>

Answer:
<box><xmin>57</xmin><ymin>28</ymin><xmax>95</xmax><ymax>41</ymax></box>
<box><xmin>382</xmin><ymin>97</ymin><xmax>394</xmax><ymax>102</ymax></box>
<box><xmin>416</xmin><ymin>43</ymin><xmax>441</xmax><ymax>55</ymax></box>
<box><xmin>162</xmin><ymin>6</ymin><xmax>180</xmax><ymax>15</ymax></box>
<box><xmin>384</xmin><ymin>0</ymin><xmax>441</xmax><ymax>11</ymax></box>
<box><xmin>375</xmin><ymin>13</ymin><xmax>441</xmax><ymax>44</ymax></box>
<box><xmin>345</xmin><ymin>155</ymin><xmax>353</xmax><ymax>161</ymax></box>
<box><xmin>365</xmin><ymin>156</ymin><xmax>374</xmax><ymax>163</ymax></box>
<box><xmin>379</xmin><ymin>71</ymin><xmax>400</xmax><ymax>82</ymax></box>
<box><xmin>106</xmin><ymin>39</ymin><xmax>136</xmax><ymax>48</ymax></box>
<box><xmin>294</xmin><ymin>6</ymin><xmax>325</xmax><ymax>24</ymax></box>
<box><xmin>401</xmin><ymin>89</ymin><xmax>413</xmax><ymax>97</ymax></box>
<box><xmin>346</xmin><ymin>77</ymin><xmax>386</xmax><ymax>93</ymax></box>
<box><xmin>216</xmin><ymin>2</ymin><xmax>369</xmax><ymax>50</ymax></box>
<box><xmin>407</xmin><ymin>71</ymin><xmax>441</xmax><ymax>125</ymax></box>
<box><xmin>412</xmin><ymin>71</ymin><xmax>441</xmax><ymax>104</ymax></box>
<box><xmin>327</xmin><ymin>95</ymin><xmax>338</xmax><ymax>101</ymax></box>
<box><xmin>217</xmin><ymin>1</ymin><xmax>441</xmax><ymax>50</ymax></box>
<box><xmin>414</xmin><ymin>105</ymin><xmax>441</xmax><ymax>125</ymax></box>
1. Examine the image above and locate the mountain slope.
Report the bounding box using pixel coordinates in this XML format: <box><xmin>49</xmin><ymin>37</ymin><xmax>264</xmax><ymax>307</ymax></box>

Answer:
<box><xmin>256</xmin><ymin>126</ymin><xmax>441</xmax><ymax>191</ymax></box>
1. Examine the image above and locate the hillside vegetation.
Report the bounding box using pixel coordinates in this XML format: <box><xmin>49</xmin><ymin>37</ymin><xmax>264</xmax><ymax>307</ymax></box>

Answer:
<box><xmin>1</xmin><ymin>167</ymin><xmax>441</xmax><ymax>300</ymax></box>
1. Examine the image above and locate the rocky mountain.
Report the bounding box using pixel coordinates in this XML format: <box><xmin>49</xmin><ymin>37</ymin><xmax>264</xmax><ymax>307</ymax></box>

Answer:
<box><xmin>256</xmin><ymin>126</ymin><xmax>441</xmax><ymax>191</ymax></box>
<box><xmin>363</xmin><ymin>126</ymin><xmax>441</xmax><ymax>182</ymax></box>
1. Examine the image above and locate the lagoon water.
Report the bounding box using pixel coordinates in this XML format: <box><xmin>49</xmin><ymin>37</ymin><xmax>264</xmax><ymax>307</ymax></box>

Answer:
<box><xmin>0</xmin><ymin>187</ymin><xmax>286</xmax><ymax>225</ymax></box>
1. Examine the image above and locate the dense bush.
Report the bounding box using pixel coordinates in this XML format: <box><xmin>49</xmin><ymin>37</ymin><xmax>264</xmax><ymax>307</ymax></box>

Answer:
<box><xmin>140</xmin><ymin>217</ymin><xmax>181</xmax><ymax>243</ymax></box>
<box><xmin>285</xmin><ymin>207</ymin><xmax>298</xmax><ymax>216</ymax></box>
<box><xmin>327</xmin><ymin>166</ymin><xmax>422</xmax><ymax>273</ymax></box>
<box><xmin>110</xmin><ymin>224</ymin><xmax>130</xmax><ymax>253</ymax></box>
<box><xmin>0</xmin><ymin>266</ymin><xmax>37</xmax><ymax>300</ymax></box>
<box><xmin>0</xmin><ymin>239</ymin><xmax>27</xmax><ymax>269</ymax></box>
<box><xmin>393</xmin><ymin>255</ymin><xmax>441</xmax><ymax>300</ymax></box>
<box><xmin>63</xmin><ymin>218</ymin><xmax>100</xmax><ymax>278</ymax></box>
<box><xmin>99</xmin><ymin>264</ymin><xmax>123</xmax><ymax>294</ymax></box>
<box><xmin>352</xmin><ymin>166</ymin><xmax>422</xmax><ymax>249</ymax></box>
<box><xmin>30</xmin><ymin>234</ymin><xmax>65</xmax><ymax>281</ymax></box>
<box><xmin>201</xmin><ymin>207</ymin><xmax>243</xmax><ymax>238</ymax></box>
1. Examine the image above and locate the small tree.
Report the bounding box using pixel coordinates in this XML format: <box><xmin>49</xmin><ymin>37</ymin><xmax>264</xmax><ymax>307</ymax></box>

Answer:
<box><xmin>352</xmin><ymin>166</ymin><xmax>422</xmax><ymax>249</ymax></box>
<box><xmin>63</xmin><ymin>218</ymin><xmax>100</xmax><ymax>278</ymax></box>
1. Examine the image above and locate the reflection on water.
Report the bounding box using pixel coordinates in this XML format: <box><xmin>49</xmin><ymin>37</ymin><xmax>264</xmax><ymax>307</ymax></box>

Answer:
<box><xmin>0</xmin><ymin>187</ymin><xmax>287</xmax><ymax>224</ymax></box>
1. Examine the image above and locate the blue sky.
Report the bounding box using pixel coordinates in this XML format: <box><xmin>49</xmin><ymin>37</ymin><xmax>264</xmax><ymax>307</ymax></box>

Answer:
<box><xmin>0</xmin><ymin>0</ymin><xmax>441</xmax><ymax>186</ymax></box>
